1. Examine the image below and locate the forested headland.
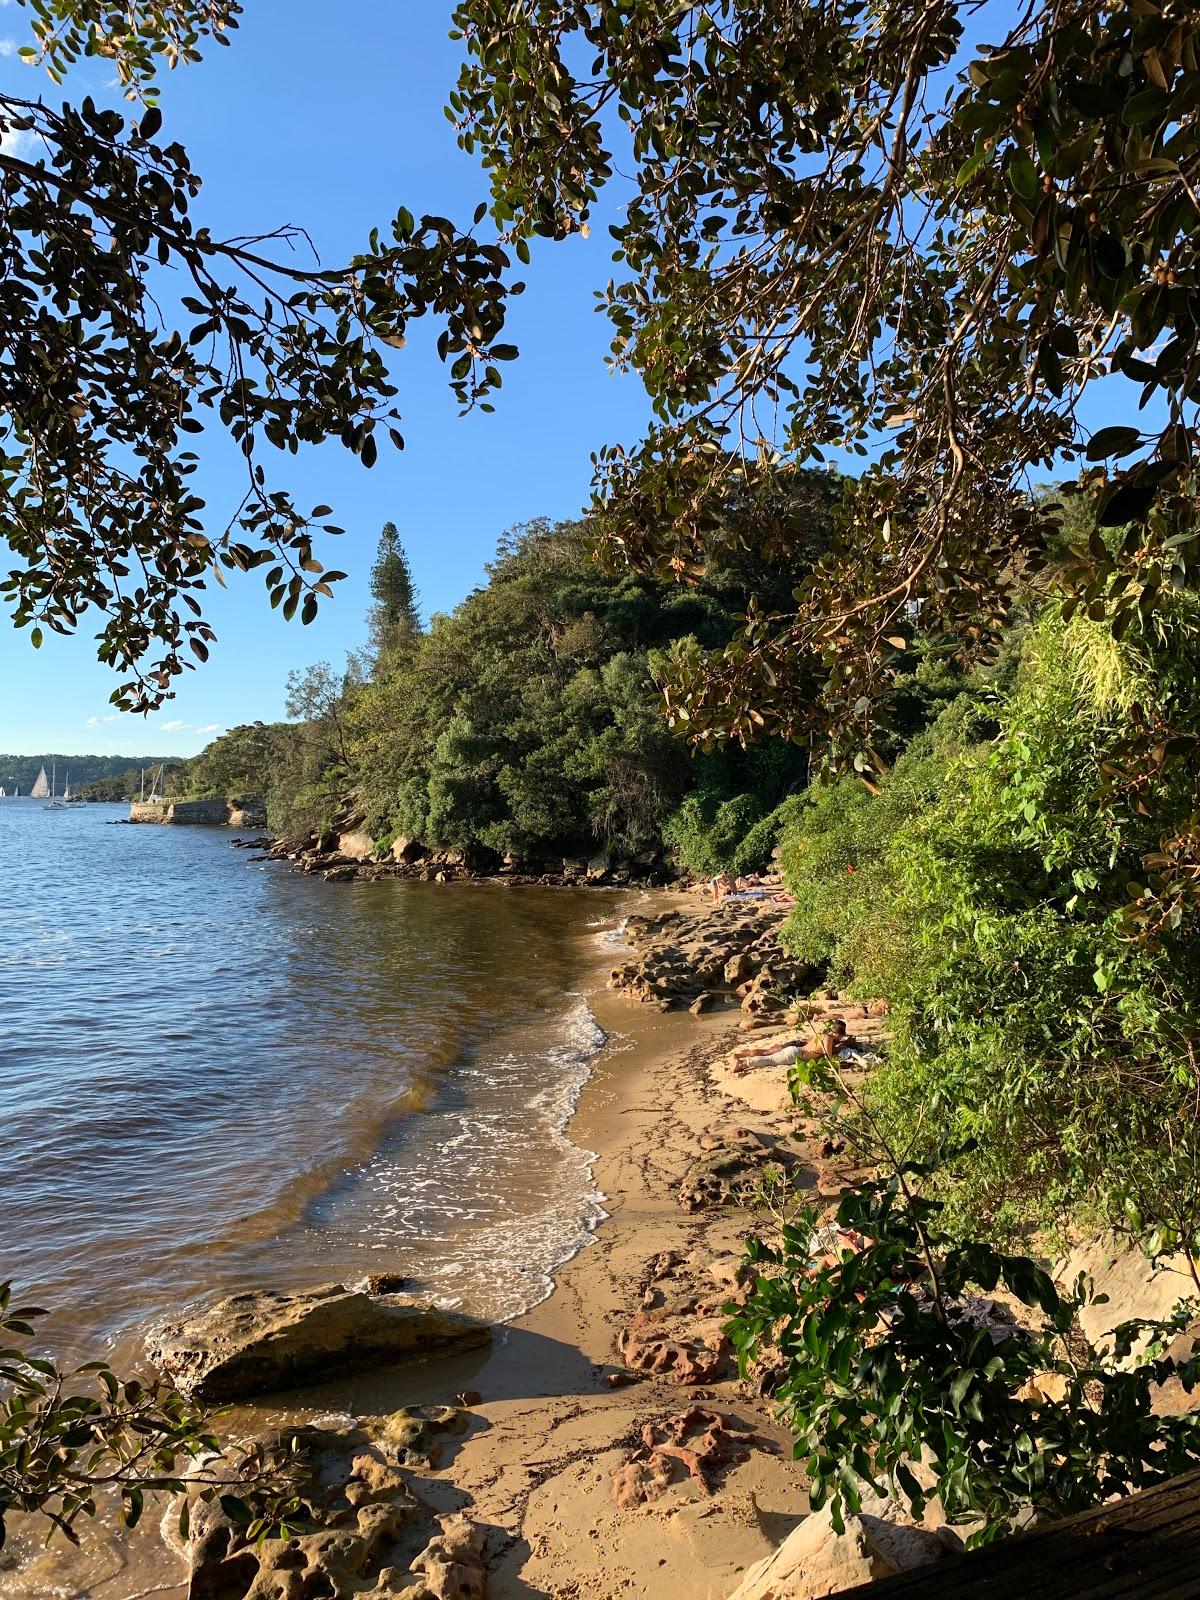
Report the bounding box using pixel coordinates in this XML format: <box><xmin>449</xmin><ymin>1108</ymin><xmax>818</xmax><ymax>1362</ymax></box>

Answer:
<box><xmin>183</xmin><ymin>500</ymin><xmax>834</xmax><ymax>875</ymax></box>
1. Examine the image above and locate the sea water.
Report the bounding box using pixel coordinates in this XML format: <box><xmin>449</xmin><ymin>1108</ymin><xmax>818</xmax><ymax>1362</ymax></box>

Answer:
<box><xmin>0</xmin><ymin>798</ymin><xmax>622</xmax><ymax>1359</ymax></box>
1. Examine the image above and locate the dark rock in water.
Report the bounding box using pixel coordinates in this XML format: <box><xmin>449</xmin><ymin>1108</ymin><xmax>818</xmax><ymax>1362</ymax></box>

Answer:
<box><xmin>366</xmin><ymin>1271</ymin><xmax>412</xmax><ymax>1296</ymax></box>
<box><xmin>147</xmin><ymin>1284</ymin><xmax>491</xmax><ymax>1402</ymax></box>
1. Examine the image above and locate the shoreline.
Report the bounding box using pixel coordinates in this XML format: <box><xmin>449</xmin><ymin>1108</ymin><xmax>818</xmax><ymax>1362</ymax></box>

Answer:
<box><xmin>6</xmin><ymin>888</ymin><xmax>819</xmax><ymax>1600</ymax></box>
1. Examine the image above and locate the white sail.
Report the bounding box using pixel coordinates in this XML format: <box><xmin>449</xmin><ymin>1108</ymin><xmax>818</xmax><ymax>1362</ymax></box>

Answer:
<box><xmin>30</xmin><ymin>765</ymin><xmax>50</xmax><ymax>799</ymax></box>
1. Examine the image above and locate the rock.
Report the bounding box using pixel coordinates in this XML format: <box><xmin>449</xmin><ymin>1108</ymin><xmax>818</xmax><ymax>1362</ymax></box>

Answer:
<box><xmin>379</xmin><ymin>1404</ymin><xmax>469</xmax><ymax>1467</ymax></box>
<box><xmin>391</xmin><ymin>837</ymin><xmax>427</xmax><ymax>864</ymax></box>
<box><xmin>337</xmin><ymin>829</ymin><xmax>376</xmax><ymax>861</ymax></box>
<box><xmin>227</xmin><ymin>802</ymin><xmax>267</xmax><ymax>830</ymax></box>
<box><xmin>689</xmin><ymin>992</ymin><xmax>718</xmax><ymax>1015</ymax></box>
<box><xmin>724</xmin><ymin>1500</ymin><xmax>947</xmax><ymax>1600</ymax></box>
<box><xmin>410</xmin><ymin>1514</ymin><xmax>488</xmax><ymax>1600</ymax></box>
<box><xmin>617</xmin><ymin>1319</ymin><xmax>730</xmax><ymax>1385</ymax></box>
<box><xmin>1058</xmin><ymin>1232</ymin><xmax>1199</xmax><ymax>1358</ymax></box>
<box><xmin>324</xmin><ymin>864</ymin><xmax>358</xmax><ymax>883</ymax></box>
<box><xmin>725</xmin><ymin>952</ymin><xmax>757</xmax><ymax>985</ymax></box>
<box><xmin>586</xmin><ymin>849</ymin><xmax>613</xmax><ymax>881</ymax></box>
<box><xmin>147</xmin><ymin>1284</ymin><xmax>490</xmax><ymax>1402</ymax></box>
<box><xmin>1056</xmin><ymin>1232</ymin><xmax>1200</xmax><ymax>1414</ymax></box>
<box><xmin>181</xmin><ymin>1420</ymin><xmax>485</xmax><ymax>1600</ymax></box>
<box><xmin>367</xmin><ymin>1271</ymin><xmax>412</xmax><ymax>1295</ymax></box>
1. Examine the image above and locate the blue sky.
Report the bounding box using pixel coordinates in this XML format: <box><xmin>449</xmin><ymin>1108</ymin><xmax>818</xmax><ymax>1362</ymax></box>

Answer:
<box><xmin>0</xmin><ymin>4</ymin><xmax>653</xmax><ymax>756</ymax></box>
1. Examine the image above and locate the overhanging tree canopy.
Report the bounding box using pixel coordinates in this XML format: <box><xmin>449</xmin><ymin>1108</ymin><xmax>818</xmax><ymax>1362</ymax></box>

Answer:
<box><xmin>447</xmin><ymin>0</ymin><xmax>1200</xmax><ymax>758</ymax></box>
<box><xmin>0</xmin><ymin>4</ymin><xmax>516</xmax><ymax>709</ymax></box>
<box><xmin>2</xmin><ymin>0</ymin><xmax>1198</xmax><ymax>744</ymax></box>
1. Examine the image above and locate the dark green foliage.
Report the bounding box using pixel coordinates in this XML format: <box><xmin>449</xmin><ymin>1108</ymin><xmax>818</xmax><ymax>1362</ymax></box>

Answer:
<box><xmin>0</xmin><ymin>754</ymin><xmax>185</xmax><ymax>797</ymax></box>
<box><xmin>778</xmin><ymin>603</ymin><xmax>1200</xmax><ymax>1257</ymax></box>
<box><xmin>368</xmin><ymin>523</ymin><xmax>422</xmax><ymax>664</ymax></box>
<box><xmin>186</xmin><ymin>722</ymin><xmax>282</xmax><ymax>801</ymax></box>
<box><xmin>729</xmin><ymin>1160</ymin><xmax>1200</xmax><ymax>1546</ymax></box>
<box><xmin>1</xmin><ymin>12</ymin><xmax>516</xmax><ymax>710</ymax></box>
<box><xmin>344</xmin><ymin>516</ymin><xmax>812</xmax><ymax>861</ymax></box>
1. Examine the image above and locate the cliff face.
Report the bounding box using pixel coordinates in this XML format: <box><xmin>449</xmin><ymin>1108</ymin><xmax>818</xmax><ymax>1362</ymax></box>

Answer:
<box><xmin>129</xmin><ymin>799</ymin><xmax>266</xmax><ymax>826</ymax></box>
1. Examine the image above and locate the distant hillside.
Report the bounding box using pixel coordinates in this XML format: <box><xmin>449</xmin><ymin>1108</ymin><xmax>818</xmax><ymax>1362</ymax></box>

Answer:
<box><xmin>0</xmin><ymin>754</ymin><xmax>186</xmax><ymax>797</ymax></box>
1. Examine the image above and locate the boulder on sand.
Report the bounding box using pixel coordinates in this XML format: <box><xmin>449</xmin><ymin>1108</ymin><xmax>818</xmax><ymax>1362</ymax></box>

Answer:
<box><xmin>147</xmin><ymin>1284</ymin><xmax>490</xmax><ymax>1402</ymax></box>
<box><xmin>724</xmin><ymin>1500</ymin><xmax>948</xmax><ymax>1600</ymax></box>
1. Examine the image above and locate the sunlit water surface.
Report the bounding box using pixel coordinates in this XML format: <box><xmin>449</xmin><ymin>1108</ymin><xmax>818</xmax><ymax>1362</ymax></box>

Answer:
<box><xmin>1</xmin><ymin>799</ymin><xmax>623</xmax><ymax>1358</ymax></box>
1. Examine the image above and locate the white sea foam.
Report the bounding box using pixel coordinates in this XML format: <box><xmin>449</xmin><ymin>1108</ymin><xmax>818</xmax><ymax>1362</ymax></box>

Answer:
<box><xmin>596</xmin><ymin>915</ymin><xmax>630</xmax><ymax>950</ymax></box>
<box><xmin>348</xmin><ymin>993</ymin><xmax>612</xmax><ymax>1323</ymax></box>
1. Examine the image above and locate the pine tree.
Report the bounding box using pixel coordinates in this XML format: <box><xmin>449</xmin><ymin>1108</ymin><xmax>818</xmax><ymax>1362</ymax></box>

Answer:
<box><xmin>368</xmin><ymin>522</ymin><xmax>421</xmax><ymax>664</ymax></box>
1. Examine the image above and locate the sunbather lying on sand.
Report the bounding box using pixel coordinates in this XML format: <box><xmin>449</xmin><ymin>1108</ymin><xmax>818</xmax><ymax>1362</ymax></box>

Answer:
<box><xmin>731</xmin><ymin>1018</ymin><xmax>857</xmax><ymax>1073</ymax></box>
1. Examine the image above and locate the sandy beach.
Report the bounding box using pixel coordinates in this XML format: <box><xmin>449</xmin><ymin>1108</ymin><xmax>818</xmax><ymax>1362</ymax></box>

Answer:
<box><xmin>260</xmin><ymin>942</ymin><xmax>818</xmax><ymax>1600</ymax></box>
<box><xmin>7</xmin><ymin>893</ymin><xmax>826</xmax><ymax>1600</ymax></box>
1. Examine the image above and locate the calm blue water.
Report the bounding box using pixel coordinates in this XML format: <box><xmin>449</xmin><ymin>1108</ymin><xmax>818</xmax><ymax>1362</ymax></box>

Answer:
<box><xmin>0</xmin><ymin>799</ymin><xmax>617</xmax><ymax>1355</ymax></box>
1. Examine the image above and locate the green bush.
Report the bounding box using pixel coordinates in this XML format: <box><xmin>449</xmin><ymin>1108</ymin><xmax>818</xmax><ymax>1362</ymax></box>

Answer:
<box><xmin>729</xmin><ymin>793</ymin><xmax>808</xmax><ymax>876</ymax></box>
<box><xmin>777</xmin><ymin>607</ymin><xmax>1200</xmax><ymax>1257</ymax></box>
<box><xmin>661</xmin><ymin>789</ymin><xmax>765</xmax><ymax>877</ymax></box>
<box><xmin>729</xmin><ymin>1160</ymin><xmax>1200</xmax><ymax>1546</ymax></box>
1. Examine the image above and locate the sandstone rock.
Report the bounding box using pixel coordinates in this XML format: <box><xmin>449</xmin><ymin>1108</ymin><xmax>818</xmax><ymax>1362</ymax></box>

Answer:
<box><xmin>181</xmin><ymin>1420</ymin><xmax>485</xmax><ymax>1600</ymax></box>
<box><xmin>617</xmin><ymin>1320</ymin><xmax>729</xmax><ymax>1385</ymax></box>
<box><xmin>367</xmin><ymin>1271</ymin><xmax>412</xmax><ymax>1295</ymax></box>
<box><xmin>378</xmin><ymin>1404</ymin><xmax>469</xmax><ymax>1466</ymax></box>
<box><xmin>391</xmin><ymin>837</ymin><xmax>427</xmax><ymax>864</ymax></box>
<box><xmin>586</xmin><ymin>849</ymin><xmax>613</xmax><ymax>881</ymax></box>
<box><xmin>1058</xmin><ymin>1232</ymin><xmax>1198</xmax><ymax>1358</ymax></box>
<box><xmin>148</xmin><ymin>1284</ymin><xmax>490</xmax><ymax>1402</ymax></box>
<box><xmin>337</xmin><ymin>829</ymin><xmax>376</xmax><ymax>861</ymax></box>
<box><xmin>689</xmin><ymin>992</ymin><xmax>718</xmax><ymax>1015</ymax></box>
<box><xmin>724</xmin><ymin>1501</ymin><xmax>947</xmax><ymax>1600</ymax></box>
<box><xmin>410</xmin><ymin>1515</ymin><xmax>488</xmax><ymax>1600</ymax></box>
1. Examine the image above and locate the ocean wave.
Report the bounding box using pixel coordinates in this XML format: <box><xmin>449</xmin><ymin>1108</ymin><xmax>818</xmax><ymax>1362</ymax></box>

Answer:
<box><xmin>595</xmin><ymin>915</ymin><xmax>630</xmax><ymax>951</ymax></box>
<box><xmin>347</xmin><ymin>993</ymin><xmax>611</xmax><ymax>1323</ymax></box>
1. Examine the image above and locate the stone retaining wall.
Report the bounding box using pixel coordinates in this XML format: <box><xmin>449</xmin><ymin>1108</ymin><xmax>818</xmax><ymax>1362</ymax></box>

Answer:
<box><xmin>128</xmin><ymin>798</ymin><xmax>263</xmax><ymax>826</ymax></box>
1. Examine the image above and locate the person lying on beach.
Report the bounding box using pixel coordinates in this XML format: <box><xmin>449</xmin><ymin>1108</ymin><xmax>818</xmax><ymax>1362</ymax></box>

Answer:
<box><xmin>732</xmin><ymin>1018</ymin><xmax>857</xmax><ymax>1073</ymax></box>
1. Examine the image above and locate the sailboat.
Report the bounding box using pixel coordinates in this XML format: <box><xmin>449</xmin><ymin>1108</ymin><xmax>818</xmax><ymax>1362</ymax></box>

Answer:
<box><xmin>63</xmin><ymin>771</ymin><xmax>84</xmax><ymax>804</ymax></box>
<box><xmin>30</xmin><ymin>764</ymin><xmax>50</xmax><ymax>799</ymax></box>
<box><xmin>43</xmin><ymin>762</ymin><xmax>67</xmax><ymax>810</ymax></box>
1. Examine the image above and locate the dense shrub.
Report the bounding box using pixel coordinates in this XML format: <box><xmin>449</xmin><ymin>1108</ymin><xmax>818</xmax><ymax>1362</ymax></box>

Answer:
<box><xmin>778</xmin><ymin>607</ymin><xmax>1200</xmax><ymax>1260</ymax></box>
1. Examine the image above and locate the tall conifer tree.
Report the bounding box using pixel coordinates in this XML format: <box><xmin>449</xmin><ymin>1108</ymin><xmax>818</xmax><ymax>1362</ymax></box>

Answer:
<box><xmin>368</xmin><ymin>522</ymin><xmax>421</xmax><ymax>663</ymax></box>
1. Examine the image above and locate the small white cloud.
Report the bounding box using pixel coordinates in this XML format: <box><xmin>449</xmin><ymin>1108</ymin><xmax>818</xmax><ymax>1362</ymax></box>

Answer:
<box><xmin>85</xmin><ymin>714</ymin><xmax>120</xmax><ymax>727</ymax></box>
<box><xmin>160</xmin><ymin>719</ymin><xmax>190</xmax><ymax>733</ymax></box>
<box><xmin>1</xmin><ymin>123</ymin><xmax>33</xmax><ymax>157</ymax></box>
<box><xmin>197</xmin><ymin>723</ymin><xmax>222</xmax><ymax>734</ymax></box>
<box><xmin>0</xmin><ymin>39</ymin><xmax>17</xmax><ymax>55</ymax></box>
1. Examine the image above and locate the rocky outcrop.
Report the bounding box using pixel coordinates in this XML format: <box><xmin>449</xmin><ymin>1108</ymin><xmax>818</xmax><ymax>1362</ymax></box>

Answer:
<box><xmin>1056</xmin><ymin>1232</ymin><xmax>1200</xmax><ymax>1416</ymax></box>
<box><xmin>724</xmin><ymin>1500</ymin><xmax>949</xmax><ymax>1600</ymax></box>
<box><xmin>611</xmin><ymin>1407</ymin><xmax>757</xmax><ymax>1507</ymax></box>
<box><xmin>608</xmin><ymin>901</ymin><xmax>815</xmax><ymax>1012</ymax></box>
<box><xmin>337</xmin><ymin>829</ymin><xmax>377</xmax><ymax>861</ymax></box>
<box><xmin>177</xmin><ymin>1419</ymin><xmax>489</xmax><ymax>1600</ymax></box>
<box><xmin>147</xmin><ymin>1284</ymin><xmax>490</xmax><ymax>1402</ymax></box>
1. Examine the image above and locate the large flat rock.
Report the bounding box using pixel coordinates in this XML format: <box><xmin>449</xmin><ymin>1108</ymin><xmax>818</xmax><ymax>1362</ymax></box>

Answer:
<box><xmin>147</xmin><ymin>1283</ymin><xmax>490</xmax><ymax>1402</ymax></box>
